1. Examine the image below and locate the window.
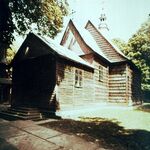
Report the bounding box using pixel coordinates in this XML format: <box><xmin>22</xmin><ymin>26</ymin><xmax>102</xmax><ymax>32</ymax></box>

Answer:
<box><xmin>75</xmin><ymin>69</ymin><xmax>83</xmax><ymax>87</ymax></box>
<box><xmin>68</xmin><ymin>38</ymin><xmax>76</xmax><ymax>49</ymax></box>
<box><xmin>98</xmin><ymin>66</ymin><xmax>103</xmax><ymax>81</ymax></box>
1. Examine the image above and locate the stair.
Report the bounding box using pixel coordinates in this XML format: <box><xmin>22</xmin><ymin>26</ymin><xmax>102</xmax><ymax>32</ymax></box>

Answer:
<box><xmin>0</xmin><ymin>107</ymin><xmax>45</xmax><ymax>121</ymax></box>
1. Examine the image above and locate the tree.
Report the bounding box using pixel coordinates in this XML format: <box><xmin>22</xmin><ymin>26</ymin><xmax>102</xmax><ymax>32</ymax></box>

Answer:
<box><xmin>6</xmin><ymin>48</ymin><xmax>16</xmax><ymax>64</ymax></box>
<box><xmin>127</xmin><ymin>18</ymin><xmax>150</xmax><ymax>90</ymax></box>
<box><xmin>0</xmin><ymin>0</ymin><xmax>68</xmax><ymax>63</ymax></box>
<box><xmin>112</xmin><ymin>38</ymin><xmax>129</xmax><ymax>54</ymax></box>
<box><xmin>112</xmin><ymin>17</ymin><xmax>150</xmax><ymax>90</ymax></box>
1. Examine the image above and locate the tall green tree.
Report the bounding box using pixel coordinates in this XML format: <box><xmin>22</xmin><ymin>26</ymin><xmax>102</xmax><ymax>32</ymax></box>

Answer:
<box><xmin>128</xmin><ymin>18</ymin><xmax>150</xmax><ymax>90</ymax></box>
<box><xmin>112</xmin><ymin>38</ymin><xmax>129</xmax><ymax>54</ymax></box>
<box><xmin>0</xmin><ymin>0</ymin><xmax>68</xmax><ymax>63</ymax></box>
<box><xmin>113</xmin><ymin>17</ymin><xmax>150</xmax><ymax>90</ymax></box>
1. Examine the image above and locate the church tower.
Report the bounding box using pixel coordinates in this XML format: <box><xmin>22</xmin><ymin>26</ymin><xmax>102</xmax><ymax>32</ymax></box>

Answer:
<box><xmin>98</xmin><ymin>0</ymin><xmax>109</xmax><ymax>31</ymax></box>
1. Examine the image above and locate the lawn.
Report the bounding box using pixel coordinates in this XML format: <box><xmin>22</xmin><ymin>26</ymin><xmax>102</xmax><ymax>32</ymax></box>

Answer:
<box><xmin>42</xmin><ymin>104</ymin><xmax>150</xmax><ymax>150</ymax></box>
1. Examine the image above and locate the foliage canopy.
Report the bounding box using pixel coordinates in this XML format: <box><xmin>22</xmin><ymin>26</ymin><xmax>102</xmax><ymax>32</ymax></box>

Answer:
<box><xmin>0</xmin><ymin>0</ymin><xmax>68</xmax><ymax>49</ymax></box>
<box><xmin>112</xmin><ymin>17</ymin><xmax>150</xmax><ymax>90</ymax></box>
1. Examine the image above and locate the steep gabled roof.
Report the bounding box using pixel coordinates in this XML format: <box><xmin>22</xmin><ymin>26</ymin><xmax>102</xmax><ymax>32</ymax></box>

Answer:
<box><xmin>35</xmin><ymin>33</ymin><xmax>94</xmax><ymax>68</ymax></box>
<box><xmin>60</xmin><ymin>20</ymin><xmax>129</xmax><ymax>64</ymax></box>
<box><xmin>13</xmin><ymin>33</ymin><xmax>94</xmax><ymax>69</ymax></box>
<box><xmin>60</xmin><ymin>20</ymin><xmax>109</xmax><ymax>63</ymax></box>
<box><xmin>72</xmin><ymin>21</ymin><xmax>109</xmax><ymax>60</ymax></box>
<box><xmin>85</xmin><ymin>20</ymin><xmax>127</xmax><ymax>63</ymax></box>
<box><xmin>60</xmin><ymin>20</ymin><xmax>140</xmax><ymax>71</ymax></box>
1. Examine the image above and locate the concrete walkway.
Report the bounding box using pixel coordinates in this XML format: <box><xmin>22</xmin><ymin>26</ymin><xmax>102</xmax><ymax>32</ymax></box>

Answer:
<box><xmin>0</xmin><ymin>119</ymin><xmax>102</xmax><ymax>150</ymax></box>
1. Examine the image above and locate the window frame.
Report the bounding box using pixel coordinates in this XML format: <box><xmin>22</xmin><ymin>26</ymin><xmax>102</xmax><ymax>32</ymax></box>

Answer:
<box><xmin>75</xmin><ymin>69</ymin><xmax>83</xmax><ymax>88</ymax></box>
<box><xmin>98</xmin><ymin>65</ymin><xmax>103</xmax><ymax>82</ymax></box>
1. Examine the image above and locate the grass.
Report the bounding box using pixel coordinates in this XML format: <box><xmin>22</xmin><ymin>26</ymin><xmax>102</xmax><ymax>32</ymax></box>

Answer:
<box><xmin>42</xmin><ymin>117</ymin><xmax>150</xmax><ymax>150</ymax></box>
<box><xmin>42</xmin><ymin>105</ymin><xmax>150</xmax><ymax>150</ymax></box>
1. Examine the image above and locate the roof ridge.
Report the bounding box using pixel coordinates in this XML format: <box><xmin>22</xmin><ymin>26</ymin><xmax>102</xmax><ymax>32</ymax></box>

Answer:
<box><xmin>30</xmin><ymin>32</ymin><xmax>94</xmax><ymax>69</ymax></box>
<box><xmin>85</xmin><ymin>20</ymin><xmax>128</xmax><ymax>62</ymax></box>
<box><xmin>64</xmin><ymin>19</ymin><xmax>109</xmax><ymax>63</ymax></box>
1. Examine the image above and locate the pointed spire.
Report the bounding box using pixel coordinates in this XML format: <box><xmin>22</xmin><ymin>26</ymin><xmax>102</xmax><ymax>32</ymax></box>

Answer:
<box><xmin>98</xmin><ymin>0</ymin><xmax>109</xmax><ymax>30</ymax></box>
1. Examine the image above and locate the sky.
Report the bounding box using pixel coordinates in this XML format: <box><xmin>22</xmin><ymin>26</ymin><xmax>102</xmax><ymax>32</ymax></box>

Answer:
<box><xmin>56</xmin><ymin>0</ymin><xmax>150</xmax><ymax>42</ymax></box>
<box><xmin>14</xmin><ymin>0</ymin><xmax>150</xmax><ymax>49</ymax></box>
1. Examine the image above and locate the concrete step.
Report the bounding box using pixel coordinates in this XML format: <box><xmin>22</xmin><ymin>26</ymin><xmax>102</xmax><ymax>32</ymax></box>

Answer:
<box><xmin>0</xmin><ymin>107</ymin><xmax>43</xmax><ymax>121</ymax></box>
<box><xmin>14</xmin><ymin>107</ymin><xmax>39</xmax><ymax>111</ymax></box>
<box><xmin>0</xmin><ymin>106</ymin><xmax>58</xmax><ymax>121</ymax></box>
<box><xmin>3</xmin><ymin>110</ymin><xmax>41</xmax><ymax>117</ymax></box>
<box><xmin>8</xmin><ymin>107</ymin><xmax>39</xmax><ymax>113</ymax></box>
<box><xmin>0</xmin><ymin>111</ymin><xmax>43</xmax><ymax>121</ymax></box>
<box><xmin>0</xmin><ymin>111</ymin><xmax>25</xmax><ymax>120</ymax></box>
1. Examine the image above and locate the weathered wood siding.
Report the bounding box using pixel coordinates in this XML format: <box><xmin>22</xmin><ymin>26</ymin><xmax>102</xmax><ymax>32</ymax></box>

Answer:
<box><xmin>126</xmin><ymin>65</ymin><xmax>141</xmax><ymax>104</ymax></box>
<box><xmin>56</xmin><ymin>61</ymin><xmax>74</xmax><ymax>106</ymax></box>
<box><xmin>93</xmin><ymin>57</ymin><xmax>109</xmax><ymax>102</ymax></box>
<box><xmin>56</xmin><ymin>59</ymin><xmax>94</xmax><ymax>109</ymax></box>
<box><xmin>109</xmin><ymin>64</ymin><xmax>127</xmax><ymax>103</ymax></box>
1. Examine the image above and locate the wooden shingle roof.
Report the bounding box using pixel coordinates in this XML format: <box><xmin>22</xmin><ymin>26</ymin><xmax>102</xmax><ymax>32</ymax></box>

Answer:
<box><xmin>61</xmin><ymin>20</ymin><xmax>128</xmax><ymax>64</ymax></box>
<box><xmin>13</xmin><ymin>33</ymin><xmax>94</xmax><ymax>69</ymax></box>
<box><xmin>85</xmin><ymin>20</ymin><xmax>127</xmax><ymax>63</ymax></box>
<box><xmin>60</xmin><ymin>20</ymin><xmax>110</xmax><ymax>64</ymax></box>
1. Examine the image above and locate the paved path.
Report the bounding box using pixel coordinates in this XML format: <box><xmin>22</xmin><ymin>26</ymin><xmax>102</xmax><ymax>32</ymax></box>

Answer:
<box><xmin>0</xmin><ymin>119</ymin><xmax>102</xmax><ymax>150</ymax></box>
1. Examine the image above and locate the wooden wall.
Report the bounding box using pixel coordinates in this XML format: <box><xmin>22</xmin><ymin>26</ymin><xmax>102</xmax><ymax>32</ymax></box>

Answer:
<box><xmin>126</xmin><ymin>65</ymin><xmax>141</xmax><ymax>105</ymax></box>
<box><xmin>109</xmin><ymin>64</ymin><xmax>127</xmax><ymax>103</ymax></box>
<box><xmin>109</xmin><ymin>63</ymin><xmax>141</xmax><ymax>105</ymax></box>
<box><xmin>93</xmin><ymin>56</ymin><xmax>109</xmax><ymax>102</ymax></box>
<box><xmin>56</xmin><ymin>59</ymin><xmax>94</xmax><ymax>110</ymax></box>
<box><xmin>12</xmin><ymin>54</ymin><xmax>56</xmax><ymax>109</ymax></box>
<box><xmin>56</xmin><ymin>54</ymin><xmax>111</xmax><ymax>111</ymax></box>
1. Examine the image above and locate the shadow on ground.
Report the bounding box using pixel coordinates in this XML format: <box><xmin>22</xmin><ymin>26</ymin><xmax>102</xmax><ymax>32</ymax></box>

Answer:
<box><xmin>0</xmin><ymin>138</ymin><xmax>19</xmax><ymax>150</ymax></box>
<box><xmin>136</xmin><ymin>103</ymin><xmax>150</xmax><ymax>113</ymax></box>
<box><xmin>42</xmin><ymin>117</ymin><xmax>150</xmax><ymax>150</ymax></box>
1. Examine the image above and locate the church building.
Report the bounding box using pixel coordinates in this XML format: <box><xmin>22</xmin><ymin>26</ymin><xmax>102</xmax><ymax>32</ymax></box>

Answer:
<box><xmin>10</xmin><ymin>18</ymin><xmax>141</xmax><ymax>113</ymax></box>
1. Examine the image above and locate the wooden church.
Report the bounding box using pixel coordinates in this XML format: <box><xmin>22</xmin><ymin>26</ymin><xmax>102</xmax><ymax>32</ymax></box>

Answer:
<box><xmin>59</xmin><ymin>20</ymin><xmax>141</xmax><ymax>108</ymax></box>
<box><xmin>9</xmin><ymin>19</ymin><xmax>141</xmax><ymax>114</ymax></box>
